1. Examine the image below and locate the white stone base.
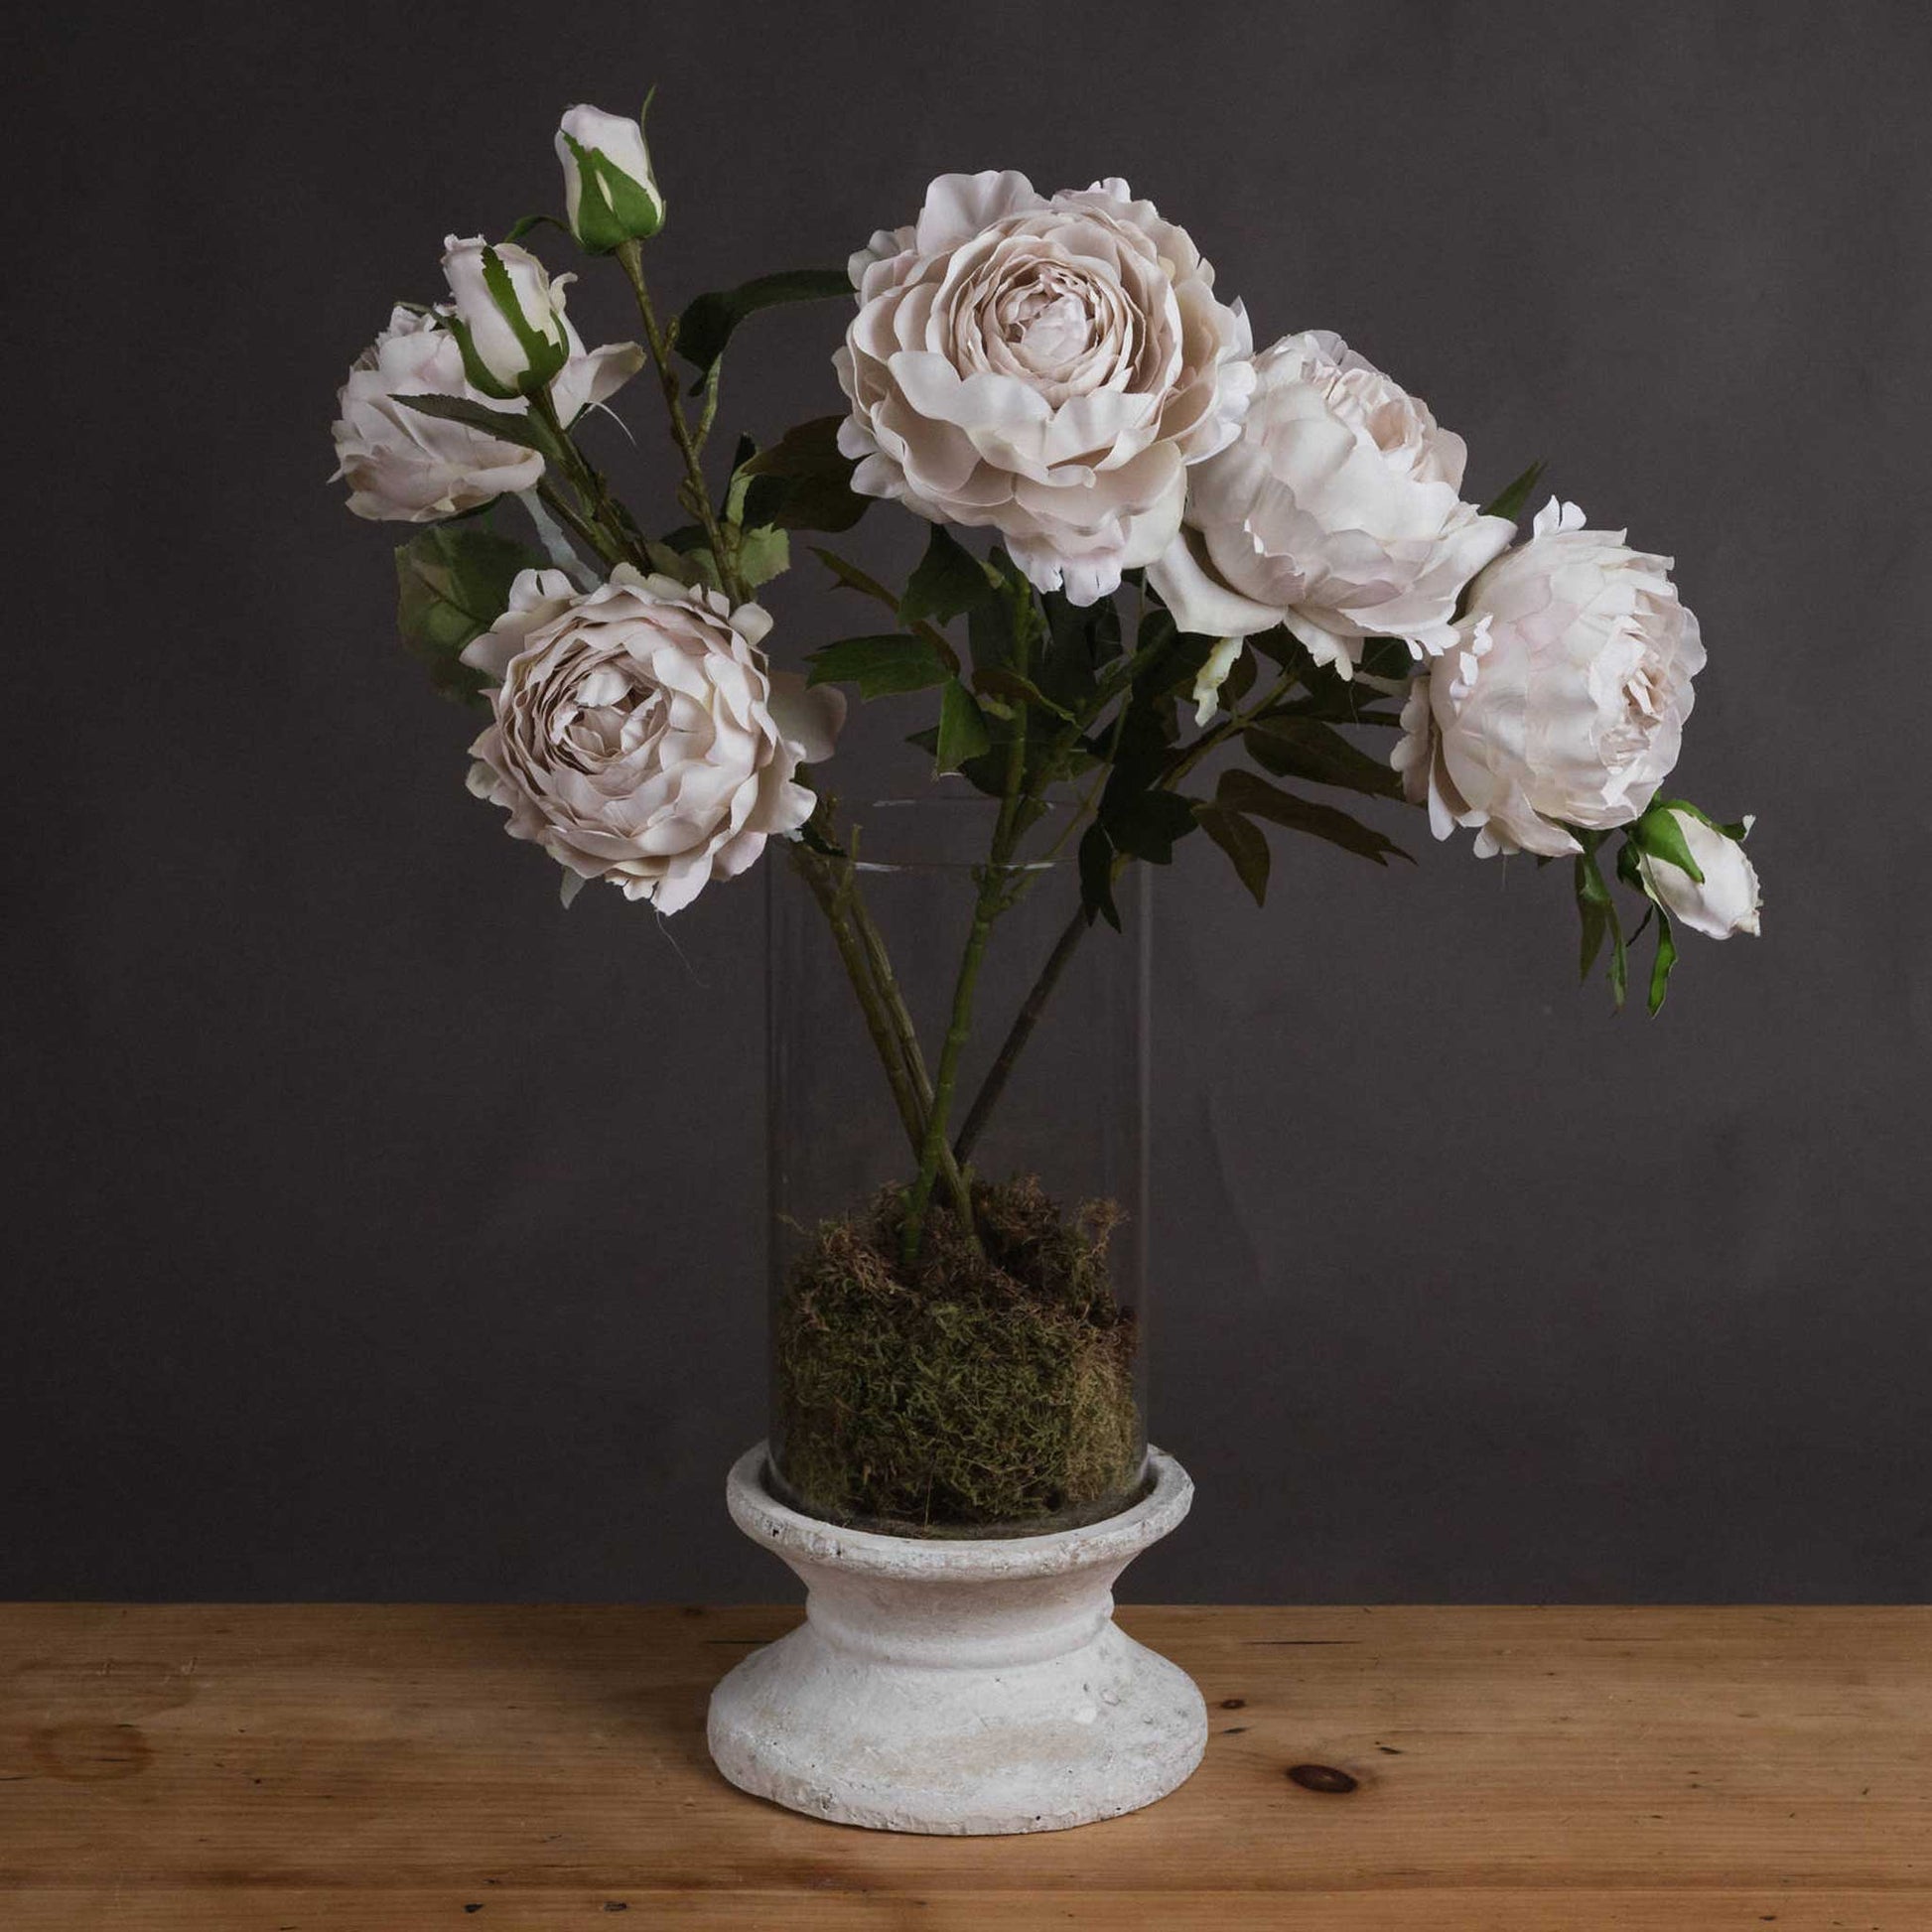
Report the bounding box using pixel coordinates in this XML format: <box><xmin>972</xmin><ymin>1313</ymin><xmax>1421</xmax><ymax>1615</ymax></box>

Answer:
<box><xmin>707</xmin><ymin>1444</ymin><xmax>1206</xmax><ymax>1835</ymax></box>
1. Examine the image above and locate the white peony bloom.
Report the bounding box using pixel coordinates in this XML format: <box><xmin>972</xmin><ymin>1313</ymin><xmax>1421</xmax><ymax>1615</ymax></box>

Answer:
<box><xmin>1393</xmin><ymin>498</ymin><xmax>1706</xmax><ymax>858</ymax></box>
<box><xmin>1150</xmin><ymin>331</ymin><xmax>1513</xmax><ymax>672</ymax></box>
<box><xmin>556</xmin><ymin>103</ymin><xmax>664</xmax><ymax>251</ymax></box>
<box><xmin>1639</xmin><ymin>808</ymin><xmax>1762</xmax><ymax>938</ymax></box>
<box><xmin>835</xmin><ymin>171</ymin><xmax>1254</xmax><ymax>606</ymax></box>
<box><xmin>330</xmin><ymin>306</ymin><xmax>643</xmax><ymax>523</ymax></box>
<box><xmin>441</xmin><ymin>235</ymin><xmax>575</xmax><ymax>396</ymax></box>
<box><xmin>461</xmin><ymin>566</ymin><xmax>844</xmax><ymax>912</ymax></box>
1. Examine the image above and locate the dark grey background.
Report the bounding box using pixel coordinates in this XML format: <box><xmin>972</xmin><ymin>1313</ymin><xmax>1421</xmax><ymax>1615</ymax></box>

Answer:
<box><xmin>8</xmin><ymin>0</ymin><xmax>1928</xmax><ymax>1604</ymax></box>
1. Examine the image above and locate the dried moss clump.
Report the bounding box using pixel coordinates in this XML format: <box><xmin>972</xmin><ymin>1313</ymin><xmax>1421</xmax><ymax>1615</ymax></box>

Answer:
<box><xmin>772</xmin><ymin>1175</ymin><xmax>1144</xmax><ymax>1535</ymax></box>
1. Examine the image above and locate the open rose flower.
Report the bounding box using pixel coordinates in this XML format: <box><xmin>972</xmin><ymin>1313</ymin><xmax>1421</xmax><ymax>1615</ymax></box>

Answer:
<box><xmin>1150</xmin><ymin>330</ymin><xmax>1513</xmax><ymax>675</ymax></box>
<box><xmin>331</xmin><ymin>305</ymin><xmax>643</xmax><ymax>523</ymax></box>
<box><xmin>461</xmin><ymin>567</ymin><xmax>844</xmax><ymax>911</ymax></box>
<box><xmin>1393</xmin><ymin>499</ymin><xmax>1705</xmax><ymax>858</ymax></box>
<box><xmin>835</xmin><ymin>171</ymin><xmax>1254</xmax><ymax>605</ymax></box>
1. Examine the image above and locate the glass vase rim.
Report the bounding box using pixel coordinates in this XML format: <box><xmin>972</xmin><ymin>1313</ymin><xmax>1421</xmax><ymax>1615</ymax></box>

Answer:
<box><xmin>829</xmin><ymin>789</ymin><xmax>1074</xmax><ymax>876</ymax></box>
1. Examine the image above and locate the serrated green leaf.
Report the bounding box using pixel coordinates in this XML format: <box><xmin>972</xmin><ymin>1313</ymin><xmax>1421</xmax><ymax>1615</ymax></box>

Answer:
<box><xmin>393</xmin><ymin>391</ymin><xmax>551</xmax><ymax>454</ymax></box>
<box><xmin>900</xmin><ymin>523</ymin><xmax>1000</xmax><ymax>627</ymax></box>
<box><xmin>1215</xmin><ymin>769</ymin><xmax>1411</xmax><ymax>867</ymax></box>
<box><xmin>1079</xmin><ymin>822</ymin><xmax>1121</xmax><ymax>929</ymax></box>
<box><xmin>733</xmin><ymin>524</ymin><xmax>790</xmax><ymax>589</ymax></box>
<box><xmin>393</xmin><ymin>523</ymin><xmax>546</xmax><ymax>707</ymax></box>
<box><xmin>933</xmin><ymin>676</ymin><xmax>993</xmax><ymax>773</ymax></box>
<box><xmin>1195</xmin><ymin>803</ymin><xmax>1270</xmax><ymax>906</ymax></box>
<box><xmin>674</xmin><ymin>268</ymin><xmax>852</xmax><ymax>392</ymax></box>
<box><xmin>1244</xmin><ymin>717</ymin><xmax>1402</xmax><ymax>798</ymax></box>
<box><xmin>1482</xmin><ymin>460</ymin><xmax>1548</xmax><ymax>522</ymax></box>
<box><xmin>806</xmin><ymin>632</ymin><xmax>951</xmax><ymax>698</ymax></box>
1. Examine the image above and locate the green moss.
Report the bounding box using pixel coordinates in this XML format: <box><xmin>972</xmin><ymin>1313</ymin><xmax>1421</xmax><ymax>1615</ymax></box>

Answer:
<box><xmin>772</xmin><ymin>1175</ymin><xmax>1145</xmax><ymax>1537</ymax></box>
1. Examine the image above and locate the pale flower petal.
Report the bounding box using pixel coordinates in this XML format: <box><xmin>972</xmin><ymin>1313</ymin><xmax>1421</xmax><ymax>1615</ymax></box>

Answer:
<box><xmin>462</xmin><ymin>572</ymin><xmax>839</xmax><ymax>912</ymax></box>
<box><xmin>838</xmin><ymin>173</ymin><xmax>1253</xmax><ymax>604</ymax></box>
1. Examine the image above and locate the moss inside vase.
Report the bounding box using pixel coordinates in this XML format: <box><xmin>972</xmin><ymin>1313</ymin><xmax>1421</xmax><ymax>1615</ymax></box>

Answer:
<box><xmin>771</xmin><ymin>1174</ymin><xmax>1145</xmax><ymax>1536</ymax></box>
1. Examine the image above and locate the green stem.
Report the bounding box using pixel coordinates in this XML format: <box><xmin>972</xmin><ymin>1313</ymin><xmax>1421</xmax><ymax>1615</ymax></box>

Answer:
<box><xmin>786</xmin><ymin>841</ymin><xmax>931</xmax><ymax>1163</ymax></box>
<box><xmin>951</xmin><ymin>662</ymin><xmax>1302</xmax><ymax>1167</ymax></box>
<box><xmin>527</xmin><ymin>391</ymin><xmax>638</xmax><ymax>567</ymax></box>
<box><xmin>952</xmin><ymin>902</ymin><xmax>1086</xmax><ymax>1166</ymax></box>
<box><xmin>535</xmin><ymin>476</ymin><xmax>620</xmax><ymax>570</ymax></box>
<box><xmin>898</xmin><ymin>584</ymin><xmax>1037</xmax><ymax>1263</ymax></box>
<box><xmin>614</xmin><ymin>238</ymin><xmax>746</xmax><ymax>604</ymax></box>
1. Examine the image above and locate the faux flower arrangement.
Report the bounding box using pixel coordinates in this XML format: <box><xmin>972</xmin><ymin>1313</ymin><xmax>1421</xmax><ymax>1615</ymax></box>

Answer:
<box><xmin>333</xmin><ymin>98</ymin><xmax>1762</xmax><ymax>1540</ymax></box>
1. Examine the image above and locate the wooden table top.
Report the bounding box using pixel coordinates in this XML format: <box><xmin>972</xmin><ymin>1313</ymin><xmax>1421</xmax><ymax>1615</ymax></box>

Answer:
<box><xmin>1</xmin><ymin>1603</ymin><xmax>1925</xmax><ymax>1928</ymax></box>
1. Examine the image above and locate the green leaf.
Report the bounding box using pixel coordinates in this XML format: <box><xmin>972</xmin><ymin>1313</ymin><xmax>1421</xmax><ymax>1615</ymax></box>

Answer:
<box><xmin>805</xmin><ymin>632</ymin><xmax>951</xmax><ymax>698</ymax></box>
<box><xmin>1647</xmin><ymin>908</ymin><xmax>1680</xmax><ymax>1016</ymax></box>
<box><xmin>393</xmin><ymin>523</ymin><xmax>546</xmax><ymax>707</ymax></box>
<box><xmin>1357</xmin><ymin>636</ymin><xmax>1416</xmax><ymax>681</ymax></box>
<box><xmin>738</xmin><ymin>416</ymin><xmax>870</xmax><ymax>533</ymax></box>
<box><xmin>1215</xmin><ymin>769</ymin><xmax>1411</xmax><ymax>867</ymax></box>
<box><xmin>900</xmin><ymin>523</ymin><xmax>1001</xmax><ymax>627</ymax></box>
<box><xmin>393</xmin><ymin>391</ymin><xmax>550</xmax><ymax>455</ymax></box>
<box><xmin>1574</xmin><ymin>839</ymin><xmax>1628</xmax><ymax>1010</ymax></box>
<box><xmin>1194</xmin><ymin>803</ymin><xmax>1271</xmax><ymax>906</ymax></box>
<box><xmin>674</xmin><ymin>268</ymin><xmax>852</xmax><ymax>392</ymax></box>
<box><xmin>1079</xmin><ymin>823</ymin><xmax>1122</xmax><ymax>930</ymax></box>
<box><xmin>1481</xmin><ymin>460</ymin><xmax>1548</xmax><ymax>523</ymax></box>
<box><xmin>1244</xmin><ymin>717</ymin><xmax>1402</xmax><ymax>798</ymax></box>
<box><xmin>973</xmin><ymin>666</ymin><xmax>1077</xmax><ymax>722</ymax></box>
<box><xmin>933</xmin><ymin>676</ymin><xmax>993</xmax><ymax>773</ymax></box>
<box><xmin>733</xmin><ymin>524</ymin><xmax>790</xmax><ymax>589</ymax></box>
<box><xmin>1101</xmin><ymin>784</ymin><xmax>1199</xmax><ymax>865</ymax></box>
<box><xmin>1654</xmin><ymin>795</ymin><xmax>1751</xmax><ymax>842</ymax></box>
<box><xmin>1631</xmin><ymin>803</ymin><xmax>1706</xmax><ymax>885</ymax></box>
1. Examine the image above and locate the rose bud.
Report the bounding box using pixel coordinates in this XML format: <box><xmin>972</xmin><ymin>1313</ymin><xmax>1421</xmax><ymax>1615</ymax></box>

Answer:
<box><xmin>1635</xmin><ymin>804</ymin><xmax>1762</xmax><ymax>939</ymax></box>
<box><xmin>440</xmin><ymin>235</ymin><xmax>574</xmax><ymax>399</ymax></box>
<box><xmin>556</xmin><ymin>101</ymin><xmax>665</xmax><ymax>252</ymax></box>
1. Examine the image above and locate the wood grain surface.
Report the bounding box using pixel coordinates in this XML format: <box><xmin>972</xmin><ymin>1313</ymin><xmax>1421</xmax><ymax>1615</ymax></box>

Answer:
<box><xmin>2</xmin><ymin>1603</ymin><xmax>1925</xmax><ymax>1928</ymax></box>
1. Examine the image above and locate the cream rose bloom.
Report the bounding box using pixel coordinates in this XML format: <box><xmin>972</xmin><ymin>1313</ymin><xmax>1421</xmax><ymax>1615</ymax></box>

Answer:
<box><xmin>835</xmin><ymin>171</ymin><xmax>1254</xmax><ymax>605</ymax></box>
<box><xmin>1393</xmin><ymin>499</ymin><xmax>1706</xmax><ymax>858</ymax></box>
<box><xmin>1638</xmin><ymin>808</ymin><xmax>1762</xmax><ymax>939</ymax></box>
<box><xmin>331</xmin><ymin>305</ymin><xmax>642</xmax><ymax>523</ymax></box>
<box><xmin>1150</xmin><ymin>331</ymin><xmax>1513</xmax><ymax>673</ymax></box>
<box><xmin>461</xmin><ymin>567</ymin><xmax>844</xmax><ymax>911</ymax></box>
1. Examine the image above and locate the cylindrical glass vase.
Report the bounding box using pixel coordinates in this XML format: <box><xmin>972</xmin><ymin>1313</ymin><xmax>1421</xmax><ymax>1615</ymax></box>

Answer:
<box><xmin>766</xmin><ymin>794</ymin><xmax>1150</xmax><ymax>1538</ymax></box>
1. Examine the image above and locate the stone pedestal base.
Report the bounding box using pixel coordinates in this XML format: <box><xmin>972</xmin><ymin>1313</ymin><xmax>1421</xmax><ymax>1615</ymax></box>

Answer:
<box><xmin>707</xmin><ymin>1444</ymin><xmax>1205</xmax><ymax>1835</ymax></box>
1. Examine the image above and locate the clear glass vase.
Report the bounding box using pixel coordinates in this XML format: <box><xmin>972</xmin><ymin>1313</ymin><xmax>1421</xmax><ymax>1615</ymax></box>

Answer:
<box><xmin>766</xmin><ymin>793</ymin><xmax>1151</xmax><ymax>1538</ymax></box>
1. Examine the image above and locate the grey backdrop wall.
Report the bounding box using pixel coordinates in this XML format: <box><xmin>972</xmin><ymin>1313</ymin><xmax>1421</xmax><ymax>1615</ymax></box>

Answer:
<box><xmin>7</xmin><ymin>0</ymin><xmax>1928</xmax><ymax>1604</ymax></box>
